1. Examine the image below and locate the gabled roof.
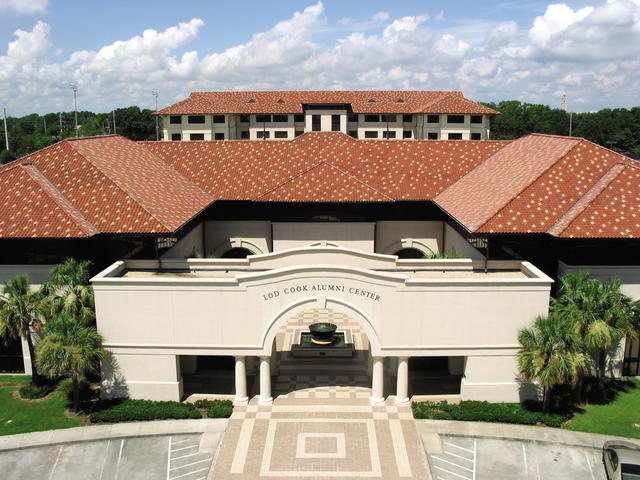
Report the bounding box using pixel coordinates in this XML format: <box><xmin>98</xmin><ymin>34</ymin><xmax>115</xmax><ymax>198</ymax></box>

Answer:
<box><xmin>156</xmin><ymin>91</ymin><xmax>499</xmax><ymax>115</ymax></box>
<box><xmin>434</xmin><ymin>134</ymin><xmax>639</xmax><ymax>238</ymax></box>
<box><xmin>1</xmin><ymin>132</ymin><xmax>639</xmax><ymax>239</ymax></box>
<box><xmin>0</xmin><ymin>136</ymin><xmax>213</xmax><ymax>237</ymax></box>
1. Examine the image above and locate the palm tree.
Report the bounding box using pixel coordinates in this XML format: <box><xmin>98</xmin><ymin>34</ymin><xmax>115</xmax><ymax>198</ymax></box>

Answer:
<box><xmin>518</xmin><ymin>314</ymin><xmax>588</xmax><ymax>413</ymax></box>
<box><xmin>553</xmin><ymin>272</ymin><xmax>640</xmax><ymax>386</ymax></box>
<box><xmin>42</xmin><ymin>259</ymin><xmax>95</xmax><ymax>325</ymax></box>
<box><xmin>37</xmin><ymin>313</ymin><xmax>105</xmax><ymax>412</ymax></box>
<box><xmin>0</xmin><ymin>275</ymin><xmax>46</xmax><ymax>385</ymax></box>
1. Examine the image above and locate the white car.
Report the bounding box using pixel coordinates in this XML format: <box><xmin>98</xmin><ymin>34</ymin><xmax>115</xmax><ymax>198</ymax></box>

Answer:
<box><xmin>603</xmin><ymin>440</ymin><xmax>640</xmax><ymax>480</ymax></box>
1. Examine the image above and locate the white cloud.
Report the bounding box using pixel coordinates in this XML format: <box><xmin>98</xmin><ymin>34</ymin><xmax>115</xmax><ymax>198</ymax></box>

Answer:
<box><xmin>0</xmin><ymin>0</ymin><xmax>639</xmax><ymax>115</ymax></box>
<box><xmin>0</xmin><ymin>0</ymin><xmax>48</xmax><ymax>14</ymax></box>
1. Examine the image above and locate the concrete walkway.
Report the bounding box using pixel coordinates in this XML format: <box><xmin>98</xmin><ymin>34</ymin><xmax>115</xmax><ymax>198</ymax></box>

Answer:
<box><xmin>416</xmin><ymin>419</ymin><xmax>640</xmax><ymax>450</ymax></box>
<box><xmin>0</xmin><ymin>418</ymin><xmax>228</xmax><ymax>452</ymax></box>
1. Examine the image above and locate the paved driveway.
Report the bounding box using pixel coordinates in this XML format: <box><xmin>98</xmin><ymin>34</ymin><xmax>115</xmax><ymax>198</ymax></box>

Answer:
<box><xmin>0</xmin><ymin>433</ymin><xmax>214</xmax><ymax>480</ymax></box>
<box><xmin>428</xmin><ymin>435</ymin><xmax>605</xmax><ymax>480</ymax></box>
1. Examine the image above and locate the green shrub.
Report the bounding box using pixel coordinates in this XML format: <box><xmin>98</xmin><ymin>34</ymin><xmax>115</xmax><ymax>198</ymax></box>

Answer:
<box><xmin>90</xmin><ymin>399</ymin><xmax>201</xmax><ymax>423</ymax></box>
<box><xmin>411</xmin><ymin>400</ymin><xmax>570</xmax><ymax>427</ymax></box>
<box><xmin>192</xmin><ymin>399</ymin><xmax>233</xmax><ymax>418</ymax></box>
<box><xmin>19</xmin><ymin>383</ymin><xmax>55</xmax><ymax>399</ymax></box>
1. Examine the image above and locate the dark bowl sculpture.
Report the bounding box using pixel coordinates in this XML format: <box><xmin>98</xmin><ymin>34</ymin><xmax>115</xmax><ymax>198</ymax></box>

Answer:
<box><xmin>309</xmin><ymin>322</ymin><xmax>337</xmax><ymax>345</ymax></box>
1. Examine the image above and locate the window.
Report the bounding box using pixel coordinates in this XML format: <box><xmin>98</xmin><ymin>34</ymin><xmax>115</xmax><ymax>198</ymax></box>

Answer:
<box><xmin>402</xmin><ymin>114</ymin><xmax>413</xmax><ymax>123</ymax></box>
<box><xmin>427</xmin><ymin>114</ymin><xmax>440</xmax><ymax>123</ymax></box>
<box><xmin>214</xmin><ymin>133</ymin><xmax>225</xmax><ymax>140</ymax></box>
<box><xmin>427</xmin><ymin>132</ymin><xmax>438</xmax><ymax>140</ymax></box>
<box><xmin>471</xmin><ymin>133</ymin><xmax>481</xmax><ymax>140</ymax></box>
<box><xmin>240</xmin><ymin>130</ymin><xmax>249</xmax><ymax>139</ymax></box>
<box><xmin>239</xmin><ymin>115</ymin><xmax>249</xmax><ymax>123</ymax></box>
<box><xmin>448</xmin><ymin>133</ymin><xmax>463</xmax><ymax>140</ymax></box>
<box><xmin>447</xmin><ymin>115</ymin><xmax>465</xmax><ymax>123</ymax></box>
<box><xmin>256</xmin><ymin>131</ymin><xmax>270</xmax><ymax>139</ymax></box>
<box><xmin>394</xmin><ymin>248</ymin><xmax>424</xmax><ymax>259</ymax></box>
<box><xmin>221</xmin><ymin>248</ymin><xmax>253</xmax><ymax>259</ymax></box>
<box><xmin>169</xmin><ymin>115</ymin><xmax>182</xmax><ymax>124</ymax></box>
<box><xmin>273</xmin><ymin>114</ymin><xmax>288</xmax><ymax>123</ymax></box>
<box><xmin>382</xmin><ymin>130</ymin><xmax>396</xmax><ymax>139</ymax></box>
<box><xmin>312</xmin><ymin>114</ymin><xmax>321</xmax><ymax>131</ymax></box>
<box><xmin>331</xmin><ymin>114</ymin><xmax>341</xmax><ymax>132</ymax></box>
<box><xmin>381</xmin><ymin>114</ymin><xmax>397</xmax><ymax>123</ymax></box>
<box><xmin>470</xmin><ymin>115</ymin><xmax>483</xmax><ymax>124</ymax></box>
<box><xmin>364</xmin><ymin>114</ymin><xmax>380</xmax><ymax>122</ymax></box>
<box><xmin>348</xmin><ymin>114</ymin><xmax>358</xmax><ymax>122</ymax></box>
<box><xmin>294</xmin><ymin>114</ymin><xmax>304</xmax><ymax>123</ymax></box>
<box><xmin>348</xmin><ymin>130</ymin><xmax>358</xmax><ymax>138</ymax></box>
<box><xmin>606</xmin><ymin>449</ymin><xmax>619</xmax><ymax>471</ymax></box>
<box><xmin>189</xmin><ymin>133</ymin><xmax>205</xmax><ymax>140</ymax></box>
<box><xmin>256</xmin><ymin>114</ymin><xmax>271</xmax><ymax>123</ymax></box>
<box><xmin>171</xmin><ymin>133</ymin><xmax>181</xmax><ymax>141</ymax></box>
<box><xmin>274</xmin><ymin>131</ymin><xmax>288</xmax><ymax>139</ymax></box>
<box><xmin>213</xmin><ymin>115</ymin><xmax>225</xmax><ymax>124</ymax></box>
<box><xmin>188</xmin><ymin>115</ymin><xmax>205</xmax><ymax>124</ymax></box>
<box><xmin>364</xmin><ymin>131</ymin><xmax>378</xmax><ymax>138</ymax></box>
<box><xmin>403</xmin><ymin>130</ymin><xmax>412</xmax><ymax>139</ymax></box>
<box><xmin>295</xmin><ymin>130</ymin><xmax>304</xmax><ymax>137</ymax></box>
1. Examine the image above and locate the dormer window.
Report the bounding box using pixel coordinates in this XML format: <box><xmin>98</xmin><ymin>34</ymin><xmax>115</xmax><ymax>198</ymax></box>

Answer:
<box><xmin>396</xmin><ymin>98</ymin><xmax>405</xmax><ymax>104</ymax></box>
<box><xmin>368</xmin><ymin>98</ymin><xmax>376</xmax><ymax>103</ymax></box>
<box><xmin>276</xmin><ymin>99</ymin><xmax>285</xmax><ymax>104</ymax></box>
<box><xmin>247</xmin><ymin>99</ymin><xmax>257</xmax><ymax>104</ymax></box>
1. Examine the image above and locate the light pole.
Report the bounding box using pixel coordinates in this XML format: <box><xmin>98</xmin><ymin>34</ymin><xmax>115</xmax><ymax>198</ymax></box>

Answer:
<box><xmin>69</xmin><ymin>83</ymin><xmax>78</xmax><ymax>137</ymax></box>
<box><xmin>152</xmin><ymin>91</ymin><xmax>159</xmax><ymax>141</ymax></box>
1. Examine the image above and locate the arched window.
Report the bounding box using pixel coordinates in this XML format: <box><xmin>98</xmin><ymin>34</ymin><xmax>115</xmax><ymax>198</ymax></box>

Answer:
<box><xmin>394</xmin><ymin>248</ymin><xmax>425</xmax><ymax>259</ymax></box>
<box><xmin>221</xmin><ymin>248</ymin><xmax>253</xmax><ymax>259</ymax></box>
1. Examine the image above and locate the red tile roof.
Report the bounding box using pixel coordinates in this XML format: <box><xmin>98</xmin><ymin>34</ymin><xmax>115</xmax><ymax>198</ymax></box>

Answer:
<box><xmin>1</xmin><ymin>132</ymin><xmax>638</xmax><ymax>239</ymax></box>
<box><xmin>156</xmin><ymin>91</ymin><xmax>499</xmax><ymax>115</ymax></box>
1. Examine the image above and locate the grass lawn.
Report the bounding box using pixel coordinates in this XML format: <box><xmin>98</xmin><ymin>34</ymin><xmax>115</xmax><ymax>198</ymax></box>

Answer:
<box><xmin>0</xmin><ymin>375</ymin><xmax>82</xmax><ymax>436</ymax></box>
<box><xmin>564</xmin><ymin>379</ymin><xmax>640</xmax><ymax>439</ymax></box>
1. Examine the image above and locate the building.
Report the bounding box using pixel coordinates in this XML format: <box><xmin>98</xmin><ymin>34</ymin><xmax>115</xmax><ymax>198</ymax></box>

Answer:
<box><xmin>0</xmin><ymin>127</ymin><xmax>638</xmax><ymax>405</ymax></box>
<box><xmin>156</xmin><ymin>91</ymin><xmax>498</xmax><ymax>141</ymax></box>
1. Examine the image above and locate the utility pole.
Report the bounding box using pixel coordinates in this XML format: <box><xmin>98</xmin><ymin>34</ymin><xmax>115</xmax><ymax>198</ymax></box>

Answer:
<box><xmin>561</xmin><ymin>94</ymin><xmax>572</xmax><ymax>137</ymax></box>
<box><xmin>59</xmin><ymin>112</ymin><xmax>63</xmax><ymax>137</ymax></box>
<box><xmin>113</xmin><ymin>111</ymin><xmax>117</xmax><ymax>135</ymax></box>
<box><xmin>43</xmin><ymin>116</ymin><xmax>47</xmax><ymax>134</ymax></box>
<box><xmin>3</xmin><ymin>108</ymin><xmax>9</xmax><ymax>150</ymax></box>
<box><xmin>152</xmin><ymin>91</ymin><xmax>159</xmax><ymax>141</ymax></box>
<box><xmin>69</xmin><ymin>83</ymin><xmax>78</xmax><ymax>137</ymax></box>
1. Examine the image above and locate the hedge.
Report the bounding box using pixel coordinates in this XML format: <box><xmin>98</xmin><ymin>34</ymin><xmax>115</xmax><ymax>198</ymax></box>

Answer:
<box><xmin>411</xmin><ymin>400</ymin><xmax>570</xmax><ymax>428</ymax></box>
<box><xmin>90</xmin><ymin>399</ymin><xmax>202</xmax><ymax>423</ymax></box>
<box><xmin>193</xmin><ymin>399</ymin><xmax>233</xmax><ymax>418</ymax></box>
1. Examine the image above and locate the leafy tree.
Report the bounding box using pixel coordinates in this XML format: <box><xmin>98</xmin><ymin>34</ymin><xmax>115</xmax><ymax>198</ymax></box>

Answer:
<box><xmin>553</xmin><ymin>272</ymin><xmax>640</xmax><ymax>386</ymax></box>
<box><xmin>37</xmin><ymin>313</ymin><xmax>104</xmax><ymax>412</ymax></box>
<box><xmin>0</xmin><ymin>149</ymin><xmax>16</xmax><ymax>165</ymax></box>
<box><xmin>0</xmin><ymin>276</ymin><xmax>46</xmax><ymax>384</ymax></box>
<box><xmin>518</xmin><ymin>314</ymin><xmax>588</xmax><ymax>412</ymax></box>
<box><xmin>42</xmin><ymin>259</ymin><xmax>95</xmax><ymax>325</ymax></box>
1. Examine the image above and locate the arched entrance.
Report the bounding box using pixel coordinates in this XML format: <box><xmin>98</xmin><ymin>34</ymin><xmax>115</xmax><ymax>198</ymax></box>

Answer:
<box><xmin>271</xmin><ymin>307</ymin><xmax>373</xmax><ymax>402</ymax></box>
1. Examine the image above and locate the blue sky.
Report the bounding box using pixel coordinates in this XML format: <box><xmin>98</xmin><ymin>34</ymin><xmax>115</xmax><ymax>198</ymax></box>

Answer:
<box><xmin>0</xmin><ymin>0</ymin><xmax>638</xmax><ymax>115</ymax></box>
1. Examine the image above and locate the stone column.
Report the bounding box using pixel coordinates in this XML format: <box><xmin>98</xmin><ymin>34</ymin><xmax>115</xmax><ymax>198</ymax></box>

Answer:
<box><xmin>395</xmin><ymin>356</ymin><xmax>409</xmax><ymax>404</ymax></box>
<box><xmin>259</xmin><ymin>356</ymin><xmax>273</xmax><ymax>405</ymax></box>
<box><xmin>234</xmin><ymin>356</ymin><xmax>248</xmax><ymax>404</ymax></box>
<box><xmin>371</xmin><ymin>357</ymin><xmax>384</xmax><ymax>404</ymax></box>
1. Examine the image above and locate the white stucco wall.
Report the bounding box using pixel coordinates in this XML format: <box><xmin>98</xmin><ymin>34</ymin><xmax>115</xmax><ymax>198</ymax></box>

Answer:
<box><xmin>443</xmin><ymin>224</ymin><xmax>484</xmax><ymax>259</ymax></box>
<box><xmin>93</xmin><ymin>249</ymin><xmax>551</xmax><ymax>401</ymax></box>
<box><xmin>161</xmin><ymin>223</ymin><xmax>204</xmax><ymax>259</ymax></box>
<box><xmin>375</xmin><ymin>221</ymin><xmax>442</xmax><ymax>256</ymax></box>
<box><xmin>272</xmin><ymin>223</ymin><xmax>375</xmax><ymax>252</ymax></box>
<box><xmin>205</xmin><ymin>221</ymin><xmax>272</xmax><ymax>257</ymax></box>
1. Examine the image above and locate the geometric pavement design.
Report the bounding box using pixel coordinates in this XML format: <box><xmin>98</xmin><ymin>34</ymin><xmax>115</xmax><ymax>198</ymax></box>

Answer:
<box><xmin>210</xmin><ymin>309</ymin><xmax>430</xmax><ymax>479</ymax></box>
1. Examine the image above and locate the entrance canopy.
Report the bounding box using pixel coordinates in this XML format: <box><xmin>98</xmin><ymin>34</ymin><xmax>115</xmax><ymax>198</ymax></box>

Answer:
<box><xmin>92</xmin><ymin>246</ymin><xmax>552</xmax><ymax>358</ymax></box>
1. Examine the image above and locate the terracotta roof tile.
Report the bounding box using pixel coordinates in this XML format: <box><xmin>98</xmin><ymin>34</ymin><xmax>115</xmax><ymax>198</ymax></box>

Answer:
<box><xmin>435</xmin><ymin>134</ymin><xmax>580</xmax><ymax>231</ymax></box>
<box><xmin>157</xmin><ymin>91</ymin><xmax>499</xmax><ymax>115</ymax></box>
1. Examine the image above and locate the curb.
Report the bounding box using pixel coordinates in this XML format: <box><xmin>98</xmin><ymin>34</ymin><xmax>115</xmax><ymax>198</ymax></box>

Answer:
<box><xmin>415</xmin><ymin>419</ymin><xmax>640</xmax><ymax>450</ymax></box>
<box><xmin>0</xmin><ymin>418</ymin><xmax>229</xmax><ymax>452</ymax></box>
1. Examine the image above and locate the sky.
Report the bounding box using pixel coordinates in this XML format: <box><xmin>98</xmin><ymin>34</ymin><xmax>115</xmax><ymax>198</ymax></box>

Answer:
<box><xmin>0</xmin><ymin>0</ymin><xmax>639</xmax><ymax>115</ymax></box>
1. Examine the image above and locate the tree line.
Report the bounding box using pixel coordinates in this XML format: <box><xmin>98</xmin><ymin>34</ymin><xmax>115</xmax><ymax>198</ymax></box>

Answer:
<box><xmin>1</xmin><ymin>101</ymin><xmax>640</xmax><ymax>164</ymax></box>
<box><xmin>0</xmin><ymin>106</ymin><xmax>158</xmax><ymax>164</ymax></box>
